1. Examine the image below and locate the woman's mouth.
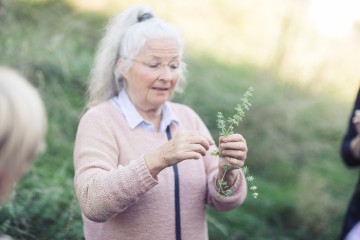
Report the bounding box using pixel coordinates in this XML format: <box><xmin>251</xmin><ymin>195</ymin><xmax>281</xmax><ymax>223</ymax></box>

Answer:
<box><xmin>152</xmin><ymin>87</ymin><xmax>169</xmax><ymax>91</ymax></box>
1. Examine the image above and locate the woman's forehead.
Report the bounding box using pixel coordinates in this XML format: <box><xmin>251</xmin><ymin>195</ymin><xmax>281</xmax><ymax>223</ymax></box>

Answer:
<box><xmin>138</xmin><ymin>38</ymin><xmax>181</xmax><ymax>58</ymax></box>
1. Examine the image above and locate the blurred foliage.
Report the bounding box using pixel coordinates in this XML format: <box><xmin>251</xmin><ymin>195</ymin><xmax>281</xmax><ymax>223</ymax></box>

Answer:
<box><xmin>0</xmin><ymin>0</ymin><xmax>358</xmax><ymax>239</ymax></box>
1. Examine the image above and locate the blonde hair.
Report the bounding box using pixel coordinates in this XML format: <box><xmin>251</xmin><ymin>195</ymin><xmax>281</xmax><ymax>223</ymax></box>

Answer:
<box><xmin>86</xmin><ymin>5</ymin><xmax>186</xmax><ymax>109</ymax></box>
<box><xmin>0</xmin><ymin>67</ymin><xmax>47</xmax><ymax>204</ymax></box>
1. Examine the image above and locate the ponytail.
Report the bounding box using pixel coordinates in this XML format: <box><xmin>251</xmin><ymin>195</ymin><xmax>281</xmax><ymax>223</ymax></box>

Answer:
<box><xmin>86</xmin><ymin>5</ymin><xmax>153</xmax><ymax>109</ymax></box>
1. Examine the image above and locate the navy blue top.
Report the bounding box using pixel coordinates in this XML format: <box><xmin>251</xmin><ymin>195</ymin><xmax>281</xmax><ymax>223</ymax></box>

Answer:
<box><xmin>341</xmin><ymin>89</ymin><xmax>360</xmax><ymax>167</ymax></box>
<box><xmin>339</xmin><ymin>88</ymin><xmax>360</xmax><ymax>240</ymax></box>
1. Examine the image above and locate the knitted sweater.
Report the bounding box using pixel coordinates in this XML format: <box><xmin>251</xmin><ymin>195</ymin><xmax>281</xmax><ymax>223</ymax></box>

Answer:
<box><xmin>73</xmin><ymin>101</ymin><xmax>247</xmax><ymax>240</ymax></box>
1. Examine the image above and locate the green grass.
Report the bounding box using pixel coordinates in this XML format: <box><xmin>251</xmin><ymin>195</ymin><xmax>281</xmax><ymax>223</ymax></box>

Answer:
<box><xmin>0</xmin><ymin>0</ymin><xmax>357</xmax><ymax>239</ymax></box>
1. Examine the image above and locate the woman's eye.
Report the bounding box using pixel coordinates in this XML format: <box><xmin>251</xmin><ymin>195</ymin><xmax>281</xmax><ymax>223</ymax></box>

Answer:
<box><xmin>148</xmin><ymin>63</ymin><xmax>160</xmax><ymax>68</ymax></box>
<box><xmin>170</xmin><ymin>63</ymin><xmax>179</xmax><ymax>69</ymax></box>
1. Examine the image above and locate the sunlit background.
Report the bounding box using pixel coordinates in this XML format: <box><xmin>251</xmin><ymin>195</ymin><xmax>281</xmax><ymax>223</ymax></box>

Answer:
<box><xmin>68</xmin><ymin>0</ymin><xmax>360</xmax><ymax>101</ymax></box>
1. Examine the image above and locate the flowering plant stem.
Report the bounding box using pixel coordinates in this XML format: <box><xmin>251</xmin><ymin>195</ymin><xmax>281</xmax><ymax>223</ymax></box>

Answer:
<box><xmin>211</xmin><ymin>87</ymin><xmax>258</xmax><ymax>199</ymax></box>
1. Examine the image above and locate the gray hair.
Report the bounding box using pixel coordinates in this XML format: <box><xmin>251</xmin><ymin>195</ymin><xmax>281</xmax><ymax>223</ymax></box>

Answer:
<box><xmin>0</xmin><ymin>67</ymin><xmax>47</xmax><ymax>204</ymax></box>
<box><xmin>86</xmin><ymin>5</ymin><xmax>186</xmax><ymax>109</ymax></box>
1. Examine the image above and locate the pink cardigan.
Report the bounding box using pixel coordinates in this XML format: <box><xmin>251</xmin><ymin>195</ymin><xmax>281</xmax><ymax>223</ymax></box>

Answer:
<box><xmin>73</xmin><ymin>101</ymin><xmax>247</xmax><ymax>240</ymax></box>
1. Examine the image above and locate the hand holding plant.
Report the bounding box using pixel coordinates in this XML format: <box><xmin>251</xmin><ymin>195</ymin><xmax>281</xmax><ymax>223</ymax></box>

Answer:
<box><xmin>212</xmin><ymin>87</ymin><xmax>258</xmax><ymax>199</ymax></box>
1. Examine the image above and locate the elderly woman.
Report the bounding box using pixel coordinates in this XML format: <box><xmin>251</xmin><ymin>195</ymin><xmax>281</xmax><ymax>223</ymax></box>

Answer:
<box><xmin>0</xmin><ymin>67</ymin><xmax>47</xmax><ymax>205</ymax></box>
<box><xmin>74</xmin><ymin>5</ymin><xmax>248</xmax><ymax>240</ymax></box>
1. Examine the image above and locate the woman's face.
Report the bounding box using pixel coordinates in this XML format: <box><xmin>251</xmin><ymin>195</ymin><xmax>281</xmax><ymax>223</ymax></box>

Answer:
<box><xmin>120</xmin><ymin>38</ymin><xmax>181</xmax><ymax>112</ymax></box>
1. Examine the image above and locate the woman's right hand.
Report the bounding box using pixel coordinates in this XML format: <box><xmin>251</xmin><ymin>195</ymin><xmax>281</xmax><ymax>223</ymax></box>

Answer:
<box><xmin>144</xmin><ymin>131</ymin><xmax>214</xmax><ymax>178</ymax></box>
<box><xmin>353</xmin><ymin>110</ymin><xmax>360</xmax><ymax>134</ymax></box>
<box><xmin>351</xmin><ymin>110</ymin><xmax>360</xmax><ymax>158</ymax></box>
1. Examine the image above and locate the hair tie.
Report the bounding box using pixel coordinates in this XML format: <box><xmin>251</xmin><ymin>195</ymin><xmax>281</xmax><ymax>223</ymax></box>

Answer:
<box><xmin>137</xmin><ymin>13</ymin><xmax>153</xmax><ymax>22</ymax></box>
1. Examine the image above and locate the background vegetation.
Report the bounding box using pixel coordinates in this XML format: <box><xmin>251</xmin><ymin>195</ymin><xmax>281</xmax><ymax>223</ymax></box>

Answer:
<box><xmin>0</xmin><ymin>0</ymin><xmax>359</xmax><ymax>239</ymax></box>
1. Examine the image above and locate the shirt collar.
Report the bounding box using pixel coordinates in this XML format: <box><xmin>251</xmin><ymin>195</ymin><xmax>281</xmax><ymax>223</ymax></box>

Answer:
<box><xmin>109</xmin><ymin>89</ymin><xmax>178</xmax><ymax>132</ymax></box>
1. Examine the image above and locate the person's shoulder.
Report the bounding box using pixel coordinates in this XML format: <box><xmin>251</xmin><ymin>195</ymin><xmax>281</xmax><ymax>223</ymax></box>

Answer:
<box><xmin>168</xmin><ymin>102</ymin><xmax>203</xmax><ymax>125</ymax></box>
<box><xmin>168</xmin><ymin>102</ymin><xmax>209</xmax><ymax>131</ymax></box>
<box><xmin>77</xmin><ymin>101</ymin><xmax>121</xmax><ymax>132</ymax></box>
<box><xmin>80</xmin><ymin>101</ymin><xmax>116</xmax><ymax>123</ymax></box>
<box><xmin>83</xmin><ymin>101</ymin><xmax>113</xmax><ymax>116</ymax></box>
<box><xmin>168</xmin><ymin>102</ymin><xmax>198</xmax><ymax>116</ymax></box>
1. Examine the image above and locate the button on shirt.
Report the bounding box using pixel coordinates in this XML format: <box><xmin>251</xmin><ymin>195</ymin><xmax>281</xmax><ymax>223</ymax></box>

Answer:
<box><xmin>109</xmin><ymin>90</ymin><xmax>178</xmax><ymax>133</ymax></box>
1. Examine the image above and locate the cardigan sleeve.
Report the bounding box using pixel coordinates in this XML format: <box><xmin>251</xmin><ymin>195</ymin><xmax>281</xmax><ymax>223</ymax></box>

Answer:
<box><xmin>341</xmin><ymin>89</ymin><xmax>360</xmax><ymax>167</ymax></box>
<box><xmin>184</xmin><ymin>106</ymin><xmax>248</xmax><ymax>211</ymax></box>
<box><xmin>73</xmin><ymin>107</ymin><xmax>158</xmax><ymax>222</ymax></box>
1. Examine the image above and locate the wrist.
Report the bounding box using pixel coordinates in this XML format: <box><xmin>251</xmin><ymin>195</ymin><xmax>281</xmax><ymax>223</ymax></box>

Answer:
<box><xmin>217</xmin><ymin>167</ymin><xmax>238</xmax><ymax>186</ymax></box>
<box><xmin>144</xmin><ymin>153</ymin><xmax>166</xmax><ymax>179</ymax></box>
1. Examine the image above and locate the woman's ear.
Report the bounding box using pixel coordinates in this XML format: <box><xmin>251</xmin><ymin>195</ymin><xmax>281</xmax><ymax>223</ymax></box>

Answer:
<box><xmin>117</xmin><ymin>58</ymin><xmax>128</xmax><ymax>80</ymax></box>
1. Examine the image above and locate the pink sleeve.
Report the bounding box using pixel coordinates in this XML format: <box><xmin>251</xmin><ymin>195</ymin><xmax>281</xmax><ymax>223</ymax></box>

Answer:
<box><xmin>73</xmin><ymin>109</ymin><xmax>157</xmax><ymax>222</ymax></box>
<box><xmin>206</xmin><ymin>158</ymin><xmax>247</xmax><ymax>211</ymax></box>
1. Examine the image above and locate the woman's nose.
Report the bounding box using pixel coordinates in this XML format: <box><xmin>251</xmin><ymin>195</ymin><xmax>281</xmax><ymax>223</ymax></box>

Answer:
<box><xmin>158</xmin><ymin>66</ymin><xmax>173</xmax><ymax>81</ymax></box>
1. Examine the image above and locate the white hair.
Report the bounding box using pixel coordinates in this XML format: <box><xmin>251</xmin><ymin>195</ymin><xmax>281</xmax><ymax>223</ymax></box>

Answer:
<box><xmin>86</xmin><ymin>5</ymin><xmax>186</xmax><ymax>109</ymax></box>
<box><xmin>0</xmin><ymin>67</ymin><xmax>47</xmax><ymax>204</ymax></box>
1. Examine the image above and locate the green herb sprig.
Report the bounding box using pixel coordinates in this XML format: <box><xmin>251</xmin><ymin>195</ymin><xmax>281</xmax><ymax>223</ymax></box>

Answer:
<box><xmin>212</xmin><ymin>87</ymin><xmax>258</xmax><ymax>199</ymax></box>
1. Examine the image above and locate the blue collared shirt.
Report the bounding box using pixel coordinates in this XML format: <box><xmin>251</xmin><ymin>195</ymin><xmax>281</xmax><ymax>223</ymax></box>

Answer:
<box><xmin>109</xmin><ymin>90</ymin><xmax>178</xmax><ymax>133</ymax></box>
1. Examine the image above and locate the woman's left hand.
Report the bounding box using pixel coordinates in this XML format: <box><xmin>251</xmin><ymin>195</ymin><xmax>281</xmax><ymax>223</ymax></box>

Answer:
<box><xmin>219</xmin><ymin>133</ymin><xmax>248</xmax><ymax>171</ymax></box>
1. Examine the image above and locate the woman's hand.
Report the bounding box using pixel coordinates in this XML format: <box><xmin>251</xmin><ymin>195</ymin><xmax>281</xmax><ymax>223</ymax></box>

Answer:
<box><xmin>353</xmin><ymin>110</ymin><xmax>360</xmax><ymax>134</ymax></box>
<box><xmin>351</xmin><ymin>110</ymin><xmax>360</xmax><ymax>158</ymax></box>
<box><xmin>217</xmin><ymin>133</ymin><xmax>248</xmax><ymax>187</ymax></box>
<box><xmin>144</xmin><ymin>131</ymin><xmax>214</xmax><ymax>178</ymax></box>
<box><xmin>219</xmin><ymin>133</ymin><xmax>247</xmax><ymax>169</ymax></box>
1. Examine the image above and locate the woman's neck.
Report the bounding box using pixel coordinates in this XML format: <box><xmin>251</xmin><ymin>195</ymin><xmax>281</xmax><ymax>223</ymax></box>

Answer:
<box><xmin>137</xmin><ymin>106</ymin><xmax>162</xmax><ymax>132</ymax></box>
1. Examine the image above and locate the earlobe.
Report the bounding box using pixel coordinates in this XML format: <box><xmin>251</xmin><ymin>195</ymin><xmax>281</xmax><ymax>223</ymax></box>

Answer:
<box><xmin>117</xmin><ymin>58</ymin><xmax>123</xmax><ymax>73</ymax></box>
<box><xmin>117</xmin><ymin>58</ymin><xmax>128</xmax><ymax>79</ymax></box>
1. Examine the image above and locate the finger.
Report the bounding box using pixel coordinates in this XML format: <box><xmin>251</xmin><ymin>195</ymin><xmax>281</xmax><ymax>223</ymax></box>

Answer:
<box><xmin>178</xmin><ymin>131</ymin><xmax>215</xmax><ymax>145</ymax></box>
<box><xmin>220</xmin><ymin>141</ymin><xmax>247</xmax><ymax>151</ymax></box>
<box><xmin>167</xmin><ymin>150</ymin><xmax>201</xmax><ymax>165</ymax></box>
<box><xmin>353</xmin><ymin>119</ymin><xmax>360</xmax><ymax>127</ymax></box>
<box><xmin>193</xmin><ymin>132</ymin><xmax>215</xmax><ymax>146</ymax></box>
<box><xmin>223</xmin><ymin>157</ymin><xmax>245</xmax><ymax>167</ymax></box>
<box><xmin>182</xmin><ymin>151</ymin><xmax>201</xmax><ymax>160</ymax></box>
<box><xmin>353</xmin><ymin>117</ymin><xmax>360</xmax><ymax>124</ymax></box>
<box><xmin>187</xmin><ymin>134</ymin><xmax>214</xmax><ymax>150</ymax></box>
<box><xmin>220</xmin><ymin>134</ymin><xmax>245</xmax><ymax>143</ymax></box>
<box><xmin>353</xmin><ymin>110</ymin><xmax>360</xmax><ymax>122</ymax></box>
<box><xmin>186</xmin><ymin>143</ymin><xmax>207</xmax><ymax>156</ymax></box>
<box><xmin>203</xmin><ymin>134</ymin><xmax>215</xmax><ymax>146</ymax></box>
<box><xmin>221</xmin><ymin>150</ymin><xmax>247</xmax><ymax>160</ymax></box>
